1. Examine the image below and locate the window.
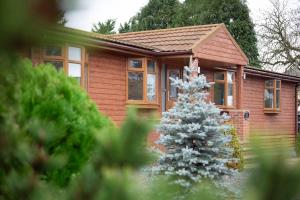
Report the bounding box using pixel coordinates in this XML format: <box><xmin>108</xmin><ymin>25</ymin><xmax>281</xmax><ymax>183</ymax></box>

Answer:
<box><xmin>127</xmin><ymin>58</ymin><xmax>158</xmax><ymax>104</ymax></box>
<box><xmin>44</xmin><ymin>45</ymin><xmax>64</xmax><ymax>71</ymax></box>
<box><xmin>147</xmin><ymin>60</ymin><xmax>156</xmax><ymax>102</ymax></box>
<box><xmin>264</xmin><ymin>80</ymin><xmax>281</xmax><ymax>112</ymax></box>
<box><xmin>128</xmin><ymin>72</ymin><xmax>144</xmax><ymax>100</ymax></box>
<box><xmin>43</xmin><ymin>45</ymin><xmax>85</xmax><ymax>87</ymax></box>
<box><xmin>67</xmin><ymin>46</ymin><xmax>82</xmax><ymax>84</ymax></box>
<box><xmin>214</xmin><ymin>71</ymin><xmax>235</xmax><ymax>107</ymax></box>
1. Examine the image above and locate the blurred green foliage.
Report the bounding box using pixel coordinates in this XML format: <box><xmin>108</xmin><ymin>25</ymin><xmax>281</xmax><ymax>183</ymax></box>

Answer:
<box><xmin>224</xmin><ymin>127</ymin><xmax>244</xmax><ymax>170</ymax></box>
<box><xmin>244</xmin><ymin>144</ymin><xmax>300</xmax><ymax>200</ymax></box>
<box><xmin>19</xmin><ymin>62</ymin><xmax>111</xmax><ymax>186</ymax></box>
<box><xmin>0</xmin><ymin>58</ymin><xmax>58</xmax><ymax>200</ymax></box>
<box><xmin>296</xmin><ymin>134</ymin><xmax>300</xmax><ymax>157</ymax></box>
<box><xmin>0</xmin><ymin>0</ymin><xmax>68</xmax><ymax>55</ymax></box>
<box><xmin>69</xmin><ymin>109</ymin><xmax>155</xmax><ymax>200</ymax></box>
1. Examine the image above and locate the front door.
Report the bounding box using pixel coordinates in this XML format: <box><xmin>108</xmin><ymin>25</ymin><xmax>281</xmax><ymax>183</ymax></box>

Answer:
<box><xmin>166</xmin><ymin>67</ymin><xmax>181</xmax><ymax>110</ymax></box>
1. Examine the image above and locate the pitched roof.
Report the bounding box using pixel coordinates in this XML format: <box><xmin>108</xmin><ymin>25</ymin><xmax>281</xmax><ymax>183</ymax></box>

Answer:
<box><xmin>109</xmin><ymin>24</ymin><xmax>221</xmax><ymax>52</ymax></box>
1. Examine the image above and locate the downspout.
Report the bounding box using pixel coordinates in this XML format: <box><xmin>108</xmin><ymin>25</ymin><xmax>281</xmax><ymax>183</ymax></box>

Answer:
<box><xmin>189</xmin><ymin>55</ymin><xmax>193</xmax><ymax>67</ymax></box>
<box><xmin>296</xmin><ymin>85</ymin><xmax>299</xmax><ymax>138</ymax></box>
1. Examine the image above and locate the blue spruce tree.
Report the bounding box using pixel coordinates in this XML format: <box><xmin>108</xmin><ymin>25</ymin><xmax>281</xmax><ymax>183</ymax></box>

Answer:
<box><xmin>157</xmin><ymin>66</ymin><xmax>233</xmax><ymax>188</ymax></box>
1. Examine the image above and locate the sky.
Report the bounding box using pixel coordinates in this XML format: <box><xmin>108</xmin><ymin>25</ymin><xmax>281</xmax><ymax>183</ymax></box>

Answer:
<box><xmin>65</xmin><ymin>0</ymin><xmax>298</xmax><ymax>32</ymax></box>
<box><xmin>65</xmin><ymin>0</ymin><xmax>265</xmax><ymax>31</ymax></box>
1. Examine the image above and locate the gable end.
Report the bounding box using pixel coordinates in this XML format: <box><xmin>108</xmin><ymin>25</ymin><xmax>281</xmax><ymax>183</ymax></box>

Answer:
<box><xmin>192</xmin><ymin>24</ymin><xmax>249</xmax><ymax>66</ymax></box>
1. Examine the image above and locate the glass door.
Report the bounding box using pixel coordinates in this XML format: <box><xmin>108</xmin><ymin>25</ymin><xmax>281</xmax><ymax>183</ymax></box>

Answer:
<box><xmin>166</xmin><ymin>67</ymin><xmax>181</xmax><ymax>110</ymax></box>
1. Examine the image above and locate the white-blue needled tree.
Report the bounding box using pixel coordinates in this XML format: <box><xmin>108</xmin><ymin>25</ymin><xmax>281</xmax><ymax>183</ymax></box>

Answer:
<box><xmin>157</xmin><ymin>64</ymin><xmax>234</xmax><ymax>188</ymax></box>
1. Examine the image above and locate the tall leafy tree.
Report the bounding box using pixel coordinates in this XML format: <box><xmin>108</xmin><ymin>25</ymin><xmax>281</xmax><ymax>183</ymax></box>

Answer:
<box><xmin>128</xmin><ymin>0</ymin><xmax>182</xmax><ymax>32</ymax></box>
<box><xmin>182</xmin><ymin>0</ymin><xmax>259</xmax><ymax>66</ymax></box>
<box><xmin>92</xmin><ymin>19</ymin><xmax>116</xmax><ymax>34</ymax></box>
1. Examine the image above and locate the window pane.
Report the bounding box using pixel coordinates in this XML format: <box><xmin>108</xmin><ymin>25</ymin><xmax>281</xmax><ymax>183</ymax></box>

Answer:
<box><xmin>147</xmin><ymin>60</ymin><xmax>155</xmax><ymax>73</ymax></box>
<box><xmin>265</xmin><ymin>80</ymin><xmax>274</xmax><ymax>87</ymax></box>
<box><xmin>227</xmin><ymin>83</ymin><xmax>233</xmax><ymax>106</ymax></box>
<box><xmin>45</xmin><ymin>60</ymin><xmax>63</xmax><ymax>71</ymax></box>
<box><xmin>68</xmin><ymin>63</ymin><xmax>81</xmax><ymax>84</ymax></box>
<box><xmin>129</xmin><ymin>59</ymin><xmax>142</xmax><ymax>69</ymax></box>
<box><xmin>128</xmin><ymin>72</ymin><xmax>143</xmax><ymax>100</ymax></box>
<box><xmin>214</xmin><ymin>82</ymin><xmax>225</xmax><ymax>105</ymax></box>
<box><xmin>264</xmin><ymin>89</ymin><xmax>274</xmax><ymax>108</ymax></box>
<box><xmin>276</xmin><ymin>80</ymin><xmax>281</xmax><ymax>89</ymax></box>
<box><xmin>276</xmin><ymin>90</ymin><xmax>280</xmax><ymax>108</ymax></box>
<box><xmin>227</xmin><ymin>72</ymin><xmax>234</xmax><ymax>83</ymax></box>
<box><xmin>215</xmin><ymin>73</ymin><xmax>224</xmax><ymax>80</ymax></box>
<box><xmin>169</xmin><ymin>71</ymin><xmax>179</xmax><ymax>99</ymax></box>
<box><xmin>147</xmin><ymin>74</ymin><xmax>156</xmax><ymax>102</ymax></box>
<box><xmin>68</xmin><ymin>46</ymin><xmax>81</xmax><ymax>62</ymax></box>
<box><xmin>45</xmin><ymin>46</ymin><xmax>62</xmax><ymax>57</ymax></box>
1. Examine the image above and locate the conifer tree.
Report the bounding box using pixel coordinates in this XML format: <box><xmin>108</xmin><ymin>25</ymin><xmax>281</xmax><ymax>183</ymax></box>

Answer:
<box><xmin>125</xmin><ymin>0</ymin><xmax>182</xmax><ymax>32</ymax></box>
<box><xmin>92</xmin><ymin>19</ymin><xmax>116</xmax><ymax>34</ymax></box>
<box><xmin>157</xmin><ymin>66</ymin><xmax>233</xmax><ymax>188</ymax></box>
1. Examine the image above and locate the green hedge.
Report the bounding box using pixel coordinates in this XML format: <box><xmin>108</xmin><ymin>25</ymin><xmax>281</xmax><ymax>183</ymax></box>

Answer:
<box><xmin>19</xmin><ymin>61</ymin><xmax>111</xmax><ymax>186</ymax></box>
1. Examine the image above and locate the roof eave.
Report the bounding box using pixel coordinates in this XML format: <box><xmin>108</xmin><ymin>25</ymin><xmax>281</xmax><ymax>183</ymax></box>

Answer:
<box><xmin>43</xmin><ymin>27</ymin><xmax>193</xmax><ymax>57</ymax></box>
<box><xmin>244</xmin><ymin>67</ymin><xmax>300</xmax><ymax>83</ymax></box>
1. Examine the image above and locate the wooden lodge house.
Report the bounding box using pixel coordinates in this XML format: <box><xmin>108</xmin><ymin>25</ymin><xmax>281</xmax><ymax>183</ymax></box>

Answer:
<box><xmin>24</xmin><ymin>23</ymin><xmax>300</xmax><ymax>147</ymax></box>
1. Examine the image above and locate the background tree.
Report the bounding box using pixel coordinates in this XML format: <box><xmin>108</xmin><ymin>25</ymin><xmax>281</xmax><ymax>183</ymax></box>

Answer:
<box><xmin>182</xmin><ymin>0</ymin><xmax>259</xmax><ymax>66</ymax></box>
<box><xmin>126</xmin><ymin>0</ymin><xmax>182</xmax><ymax>32</ymax></box>
<box><xmin>119</xmin><ymin>22</ymin><xmax>131</xmax><ymax>33</ymax></box>
<box><xmin>257</xmin><ymin>0</ymin><xmax>300</xmax><ymax>74</ymax></box>
<box><xmin>92</xmin><ymin>19</ymin><xmax>116</xmax><ymax>34</ymax></box>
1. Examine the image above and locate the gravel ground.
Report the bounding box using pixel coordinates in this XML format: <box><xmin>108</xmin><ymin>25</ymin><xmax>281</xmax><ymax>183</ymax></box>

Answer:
<box><xmin>219</xmin><ymin>171</ymin><xmax>250</xmax><ymax>199</ymax></box>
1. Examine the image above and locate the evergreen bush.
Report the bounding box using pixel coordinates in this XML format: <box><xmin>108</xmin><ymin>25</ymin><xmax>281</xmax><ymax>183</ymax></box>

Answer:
<box><xmin>157</xmin><ymin>66</ymin><xmax>234</xmax><ymax>188</ymax></box>
<box><xmin>224</xmin><ymin>127</ymin><xmax>244</xmax><ymax>170</ymax></box>
<box><xmin>0</xmin><ymin>58</ymin><xmax>61</xmax><ymax>199</ymax></box>
<box><xmin>19</xmin><ymin>61</ymin><xmax>111</xmax><ymax>187</ymax></box>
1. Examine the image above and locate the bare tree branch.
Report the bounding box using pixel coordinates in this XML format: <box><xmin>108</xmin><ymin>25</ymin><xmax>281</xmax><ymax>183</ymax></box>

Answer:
<box><xmin>257</xmin><ymin>0</ymin><xmax>300</xmax><ymax>75</ymax></box>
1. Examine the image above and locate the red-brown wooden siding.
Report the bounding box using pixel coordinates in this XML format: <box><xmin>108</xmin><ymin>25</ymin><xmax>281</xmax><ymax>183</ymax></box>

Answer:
<box><xmin>88</xmin><ymin>51</ymin><xmax>127</xmax><ymax>125</ymax></box>
<box><xmin>243</xmin><ymin>75</ymin><xmax>296</xmax><ymax>138</ymax></box>
<box><xmin>194</xmin><ymin>27</ymin><xmax>247</xmax><ymax>66</ymax></box>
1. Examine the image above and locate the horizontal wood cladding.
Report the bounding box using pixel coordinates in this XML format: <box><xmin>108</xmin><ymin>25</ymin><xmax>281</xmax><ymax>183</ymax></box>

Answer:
<box><xmin>243</xmin><ymin>75</ymin><xmax>296</xmax><ymax>139</ymax></box>
<box><xmin>88</xmin><ymin>51</ymin><xmax>127</xmax><ymax>125</ymax></box>
<box><xmin>194</xmin><ymin>27</ymin><xmax>248</xmax><ymax>66</ymax></box>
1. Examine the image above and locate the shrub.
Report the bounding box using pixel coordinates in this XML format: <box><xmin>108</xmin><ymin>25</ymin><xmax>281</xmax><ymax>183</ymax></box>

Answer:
<box><xmin>19</xmin><ymin>60</ymin><xmax>111</xmax><ymax>187</ymax></box>
<box><xmin>296</xmin><ymin>134</ymin><xmax>300</xmax><ymax>157</ymax></box>
<box><xmin>224</xmin><ymin>127</ymin><xmax>244</xmax><ymax>170</ymax></box>
<box><xmin>0</xmin><ymin>58</ymin><xmax>59</xmax><ymax>199</ymax></box>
